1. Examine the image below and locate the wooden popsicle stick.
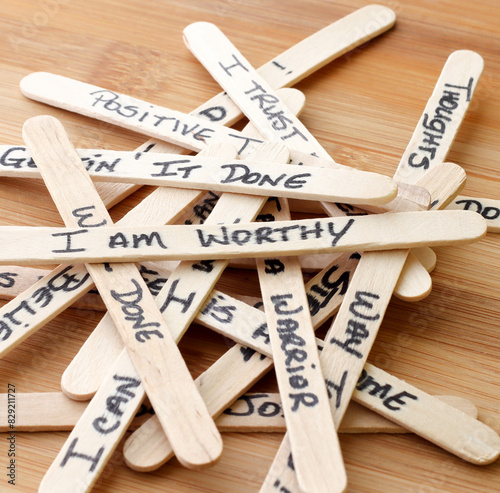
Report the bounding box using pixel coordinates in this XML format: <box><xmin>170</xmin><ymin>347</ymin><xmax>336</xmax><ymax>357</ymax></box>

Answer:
<box><xmin>447</xmin><ymin>195</ymin><xmax>500</xmax><ymax>233</ymax></box>
<box><xmin>183</xmin><ymin>21</ymin><xmax>332</xmax><ymax>159</ymax></box>
<box><xmin>355</xmin><ymin>363</ymin><xmax>500</xmax><ymax>465</ymax></box>
<box><xmin>259</xmin><ymin>163</ymin><xmax>470</xmax><ymax>490</ymax></box>
<box><xmin>19</xmin><ymin>72</ymin><xmax>347</xmax><ymax>169</ymax></box>
<box><xmin>0</xmin><ymin>149</ymin><xmax>397</xmax><ymax>206</ymax></box>
<box><xmin>255</xmin><ymin>199</ymin><xmax>346</xmax><ymax>493</ymax></box>
<box><xmin>0</xmin><ymin>391</ymin><xmax>476</xmax><ymax>434</ymax></box>
<box><xmin>0</xmin><ymin>209</ymin><xmax>485</xmax><ymax>266</ymax></box>
<box><xmin>39</xmin><ymin>350</ymin><xmax>145</xmax><ymax>492</ymax></box>
<box><xmin>393</xmin><ymin>51</ymin><xmax>484</xmax><ymax>184</ymax></box>
<box><xmin>23</xmin><ymin>116</ymin><xmax>222</xmax><ymax>470</ymax></box>
<box><xmin>216</xmin><ymin>393</ymin><xmax>478</xmax><ymax>433</ymax></box>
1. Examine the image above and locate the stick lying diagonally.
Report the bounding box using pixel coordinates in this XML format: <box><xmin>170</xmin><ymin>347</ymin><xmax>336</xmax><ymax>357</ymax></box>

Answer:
<box><xmin>0</xmin><ymin>391</ymin><xmax>478</xmax><ymax>434</ymax></box>
<box><xmin>216</xmin><ymin>392</ymin><xmax>478</xmax><ymax>433</ymax></box>
<box><xmin>23</xmin><ymin>116</ymin><xmax>223</xmax><ymax>471</ymax></box>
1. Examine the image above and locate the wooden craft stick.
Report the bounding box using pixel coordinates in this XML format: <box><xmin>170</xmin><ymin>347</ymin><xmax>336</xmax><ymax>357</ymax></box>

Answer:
<box><xmin>216</xmin><ymin>393</ymin><xmax>478</xmax><ymax>433</ymax></box>
<box><xmin>356</xmin><ymin>362</ymin><xmax>500</xmax><ymax>465</ymax></box>
<box><xmin>0</xmin><ymin>245</ymin><xmax>435</xmax><ymax>307</ymax></box>
<box><xmin>259</xmin><ymin>162</ymin><xmax>472</xmax><ymax>492</ymax></box>
<box><xmin>23</xmin><ymin>116</ymin><xmax>222</xmax><ymax>470</ymax></box>
<box><xmin>0</xmin><ymin>391</ymin><xmax>476</xmax><ymax>434</ymax></box>
<box><xmin>447</xmin><ymin>196</ymin><xmax>500</xmax><ymax>233</ymax></box>
<box><xmin>38</xmin><ymin>351</ymin><xmax>145</xmax><ymax>492</ymax></box>
<box><xmin>0</xmin><ymin>149</ymin><xmax>397</xmax><ymax>206</ymax></box>
<box><xmin>393</xmin><ymin>51</ymin><xmax>484</xmax><ymax>184</ymax></box>
<box><xmin>0</xmin><ymin>209</ymin><xmax>485</xmax><ymax>266</ymax></box>
<box><xmin>255</xmin><ymin>199</ymin><xmax>346</xmax><ymax>493</ymax></box>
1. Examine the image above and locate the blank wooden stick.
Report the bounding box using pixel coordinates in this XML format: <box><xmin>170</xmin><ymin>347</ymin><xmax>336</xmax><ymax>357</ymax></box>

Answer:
<box><xmin>0</xmin><ymin>391</ymin><xmax>476</xmax><ymax>434</ymax></box>
<box><xmin>0</xmin><ymin>209</ymin><xmax>485</xmax><ymax>266</ymax></box>
<box><xmin>393</xmin><ymin>50</ymin><xmax>484</xmax><ymax>184</ymax></box>
<box><xmin>256</xmin><ymin>199</ymin><xmax>346</xmax><ymax>493</ymax></box>
<box><xmin>447</xmin><ymin>195</ymin><xmax>500</xmax><ymax>233</ymax></box>
<box><xmin>23</xmin><ymin>116</ymin><xmax>222</xmax><ymax>470</ymax></box>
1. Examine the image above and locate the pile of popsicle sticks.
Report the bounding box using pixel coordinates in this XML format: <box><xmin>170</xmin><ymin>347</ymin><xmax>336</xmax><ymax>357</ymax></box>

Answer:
<box><xmin>0</xmin><ymin>4</ymin><xmax>499</xmax><ymax>492</ymax></box>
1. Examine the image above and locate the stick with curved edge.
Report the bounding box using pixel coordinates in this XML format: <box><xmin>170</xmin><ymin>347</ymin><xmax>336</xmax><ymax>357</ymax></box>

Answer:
<box><xmin>255</xmin><ymin>199</ymin><xmax>346</xmax><ymax>493</ymax></box>
<box><xmin>38</xmin><ymin>351</ymin><xmax>145</xmax><ymax>493</ymax></box>
<box><xmin>393</xmin><ymin>50</ymin><xmax>484</xmax><ymax>184</ymax></box>
<box><xmin>23</xmin><ymin>116</ymin><xmax>222</xmax><ymax>470</ymax></box>
<box><xmin>0</xmin><ymin>151</ymin><xmax>397</xmax><ymax>206</ymax></box>
<box><xmin>182</xmin><ymin>20</ymin><xmax>434</xmax><ymax>303</ymax></box>
<box><xmin>0</xmin><ymin>391</ymin><xmax>477</xmax><ymax>434</ymax></box>
<box><xmin>259</xmin><ymin>161</ymin><xmax>468</xmax><ymax>492</ymax></box>
<box><xmin>216</xmin><ymin>393</ymin><xmax>478</xmax><ymax>433</ymax></box>
<box><xmin>0</xmin><ymin>210</ymin><xmax>486</xmax><ymax>266</ymax></box>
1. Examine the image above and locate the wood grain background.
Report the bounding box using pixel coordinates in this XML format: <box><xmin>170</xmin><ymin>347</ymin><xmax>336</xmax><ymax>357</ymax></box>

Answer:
<box><xmin>0</xmin><ymin>0</ymin><xmax>499</xmax><ymax>491</ymax></box>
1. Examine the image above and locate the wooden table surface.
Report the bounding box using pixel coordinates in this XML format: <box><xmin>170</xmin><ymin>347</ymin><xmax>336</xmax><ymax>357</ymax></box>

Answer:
<box><xmin>0</xmin><ymin>0</ymin><xmax>499</xmax><ymax>491</ymax></box>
